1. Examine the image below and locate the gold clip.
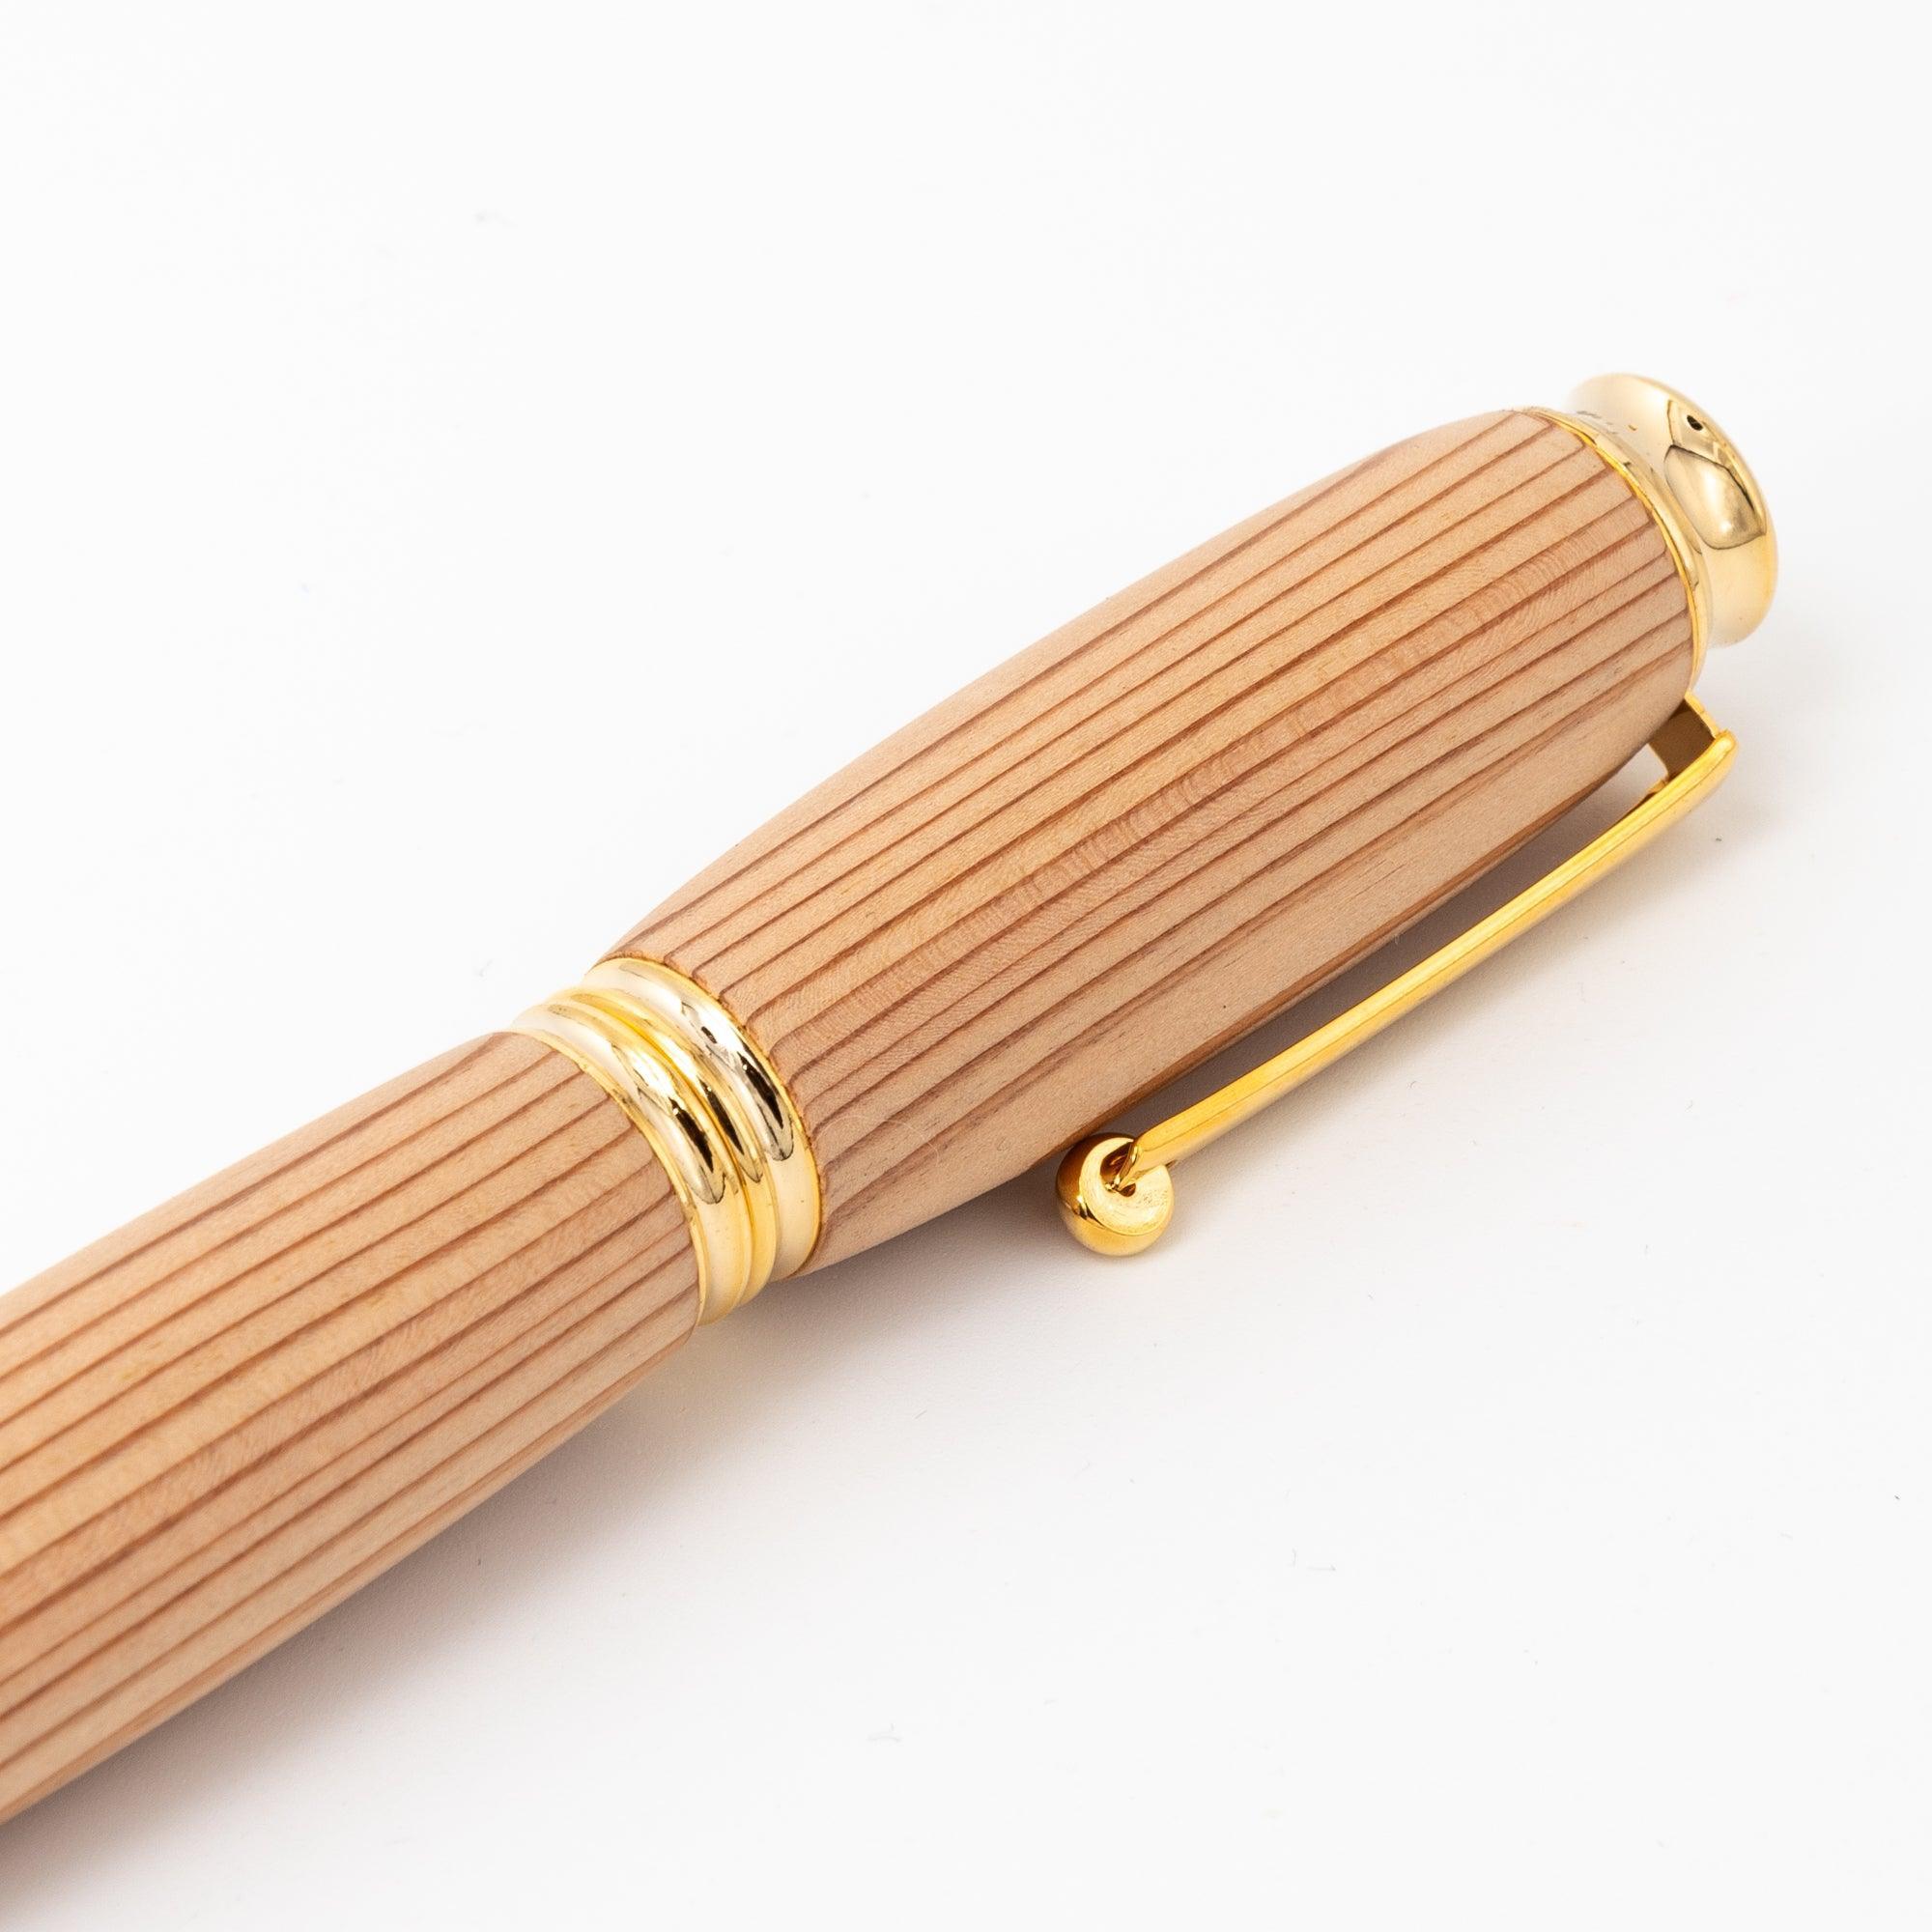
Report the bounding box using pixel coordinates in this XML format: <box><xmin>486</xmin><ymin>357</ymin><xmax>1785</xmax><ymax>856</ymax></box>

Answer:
<box><xmin>1055</xmin><ymin>696</ymin><xmax>1736</xmax><ymax>1256</ymax></box>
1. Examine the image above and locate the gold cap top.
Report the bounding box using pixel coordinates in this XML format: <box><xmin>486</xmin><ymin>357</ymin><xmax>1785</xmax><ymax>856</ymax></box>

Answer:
<box><xmin>1558</xmin><ymin>374</ymin><xmax>1776</xmax><ymax>650</ymax></box>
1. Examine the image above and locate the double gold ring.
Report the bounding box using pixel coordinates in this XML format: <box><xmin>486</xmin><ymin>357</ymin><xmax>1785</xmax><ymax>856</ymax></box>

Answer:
<box><xmin>514</xmin><ymin>957</ymin><xmax>820</xmax><ymax>1322</ymax></box>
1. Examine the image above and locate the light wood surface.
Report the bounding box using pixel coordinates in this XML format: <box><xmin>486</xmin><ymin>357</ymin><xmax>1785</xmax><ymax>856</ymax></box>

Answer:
<box><xmin>0</xmin><ymin>406</ymin><xmax>1692</xmax><ymax>1820</ymax></box>
<box><xmin>619</xmin><ymin>412</ymin><xmax>1693</xmax><ymax>1265</ymax></box>
<box><xmin>0</xmin><ymin>1035</ymin><xmax>698</xmax><ymax>1821</ymax></box>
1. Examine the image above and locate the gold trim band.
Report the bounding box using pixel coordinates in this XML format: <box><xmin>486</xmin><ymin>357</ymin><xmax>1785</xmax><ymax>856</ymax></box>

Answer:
<box><xmin>1532</xmin><ymin>404</ymin><xmax>1711</xmax><ymax>680</ymax></box>
<box><xmin>1530</xmin><ymin>375</ymin><xmax>1776</xmax><ymax>682</ymax></box>
<box><xmin>513</xmin><ymin>957</ymin><xmax>820</xmax><ymax>1322</ymax></box>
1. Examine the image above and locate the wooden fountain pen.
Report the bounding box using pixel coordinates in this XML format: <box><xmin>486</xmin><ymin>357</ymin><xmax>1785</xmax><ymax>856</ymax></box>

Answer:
<box><xmin>0</xmin><ymin>374</ymin><xmax>1776</xmax><ymax>1818</ymax></box>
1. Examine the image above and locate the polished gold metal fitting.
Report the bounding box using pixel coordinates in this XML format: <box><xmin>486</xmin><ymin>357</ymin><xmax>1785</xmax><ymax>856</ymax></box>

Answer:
<box><xmin>1056</xmin><ymin>1133</ymin><xmax>1177</xmax><ymax>1257</ymax></box>
<box><xmin>1536</xmin><ymin>374</ymin><xmax>1776</xmax><ymax>675</ymax></box>
<box><xmin>514</xmin><ymin>957</ymin><xmax>820</xmax><ymax>1322</ymax></box>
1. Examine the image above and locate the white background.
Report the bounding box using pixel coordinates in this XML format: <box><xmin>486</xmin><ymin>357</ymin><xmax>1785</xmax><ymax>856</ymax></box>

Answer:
<box><xmin>0</xmin><ymin>4</ymin><xmax>1923</xmax><ymax>1926</ymax></box>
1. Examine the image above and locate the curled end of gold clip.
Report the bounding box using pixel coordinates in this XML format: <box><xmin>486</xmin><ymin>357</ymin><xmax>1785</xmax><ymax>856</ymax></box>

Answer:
<box><xmin>1056</xmin><ymin>1134</ymin><xmax>1176</xmax><ymax>1257</ymax></box>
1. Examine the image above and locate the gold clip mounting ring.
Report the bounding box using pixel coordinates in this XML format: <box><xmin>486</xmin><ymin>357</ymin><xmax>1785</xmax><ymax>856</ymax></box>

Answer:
<box><xmin>1056</xmin><ymin>696</ymin><xmax>1736</xmax><ymax>1256</ymax></box>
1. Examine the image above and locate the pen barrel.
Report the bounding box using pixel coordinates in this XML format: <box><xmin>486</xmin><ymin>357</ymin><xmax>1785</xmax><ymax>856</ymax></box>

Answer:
<box><xmin>0</xmin><ymin>1037</ymin><xmax>696</xmax><ymax>1820</ymax></box>
<box><xmin>620</xmin><ymin>410</ymin><xmax>1694</xmax><ymax>1268</ymax></box>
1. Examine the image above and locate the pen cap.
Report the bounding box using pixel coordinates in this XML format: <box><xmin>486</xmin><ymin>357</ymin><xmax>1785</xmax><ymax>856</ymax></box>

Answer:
<box><xmin>1555</xmin><ymin>375</ymin><xmax>1776</xmax><ymax>650</ymax></box>
<box><xmin>616</xmin><ymin>381</ymin><xmax>1772</xmax><ymax>1270</ymax></box>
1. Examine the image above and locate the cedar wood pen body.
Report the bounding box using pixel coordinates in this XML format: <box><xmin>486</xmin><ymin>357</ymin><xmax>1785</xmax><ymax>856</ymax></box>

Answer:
<box><xmin>0</xmin><ymin>378</ymin><xmax>1776</xmax><ymax>1818</ymax></box>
